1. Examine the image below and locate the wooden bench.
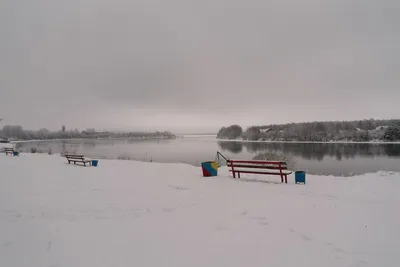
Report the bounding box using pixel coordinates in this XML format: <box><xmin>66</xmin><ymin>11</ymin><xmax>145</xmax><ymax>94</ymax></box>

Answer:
<box><xmin>65</xmin><ymin>154</ymin><xmax>92</xmax><ymax>167</ymax></box>
<box><xmin>4</xmin><ymin>148</ymin><xmax>14</xmax><ymax>156</ymax></box>
<box><xmin>227</xmin><ymin>160</ymin><xmax>292</xmax><ymax>183</ymax></box>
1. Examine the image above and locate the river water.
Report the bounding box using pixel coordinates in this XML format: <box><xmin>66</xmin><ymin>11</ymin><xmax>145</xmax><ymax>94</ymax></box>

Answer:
<box><xmin>13</xmin><ymin>135</ymin><xmax>400</xmax><ymax>176</ymax></box>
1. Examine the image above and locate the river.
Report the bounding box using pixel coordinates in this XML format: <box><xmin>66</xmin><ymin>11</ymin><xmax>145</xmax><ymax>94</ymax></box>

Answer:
<box><xmin>13</xmin><ymin>135</ymin><xmax>400</xmax><ymax>176</ymax></box>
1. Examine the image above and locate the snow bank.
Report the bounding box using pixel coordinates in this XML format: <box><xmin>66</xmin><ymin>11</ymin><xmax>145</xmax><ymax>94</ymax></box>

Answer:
<box><xmin>1</xmin><ymin>154</ymin><xmax>399</xmax><ymax>267</ymax></box>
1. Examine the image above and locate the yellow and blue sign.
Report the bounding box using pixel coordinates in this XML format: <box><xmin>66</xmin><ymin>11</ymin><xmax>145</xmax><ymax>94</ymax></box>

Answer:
<box><xmin>201</xmin><ymin>161</ymin><xmax>218</xmax><ymax>177</ymax></box>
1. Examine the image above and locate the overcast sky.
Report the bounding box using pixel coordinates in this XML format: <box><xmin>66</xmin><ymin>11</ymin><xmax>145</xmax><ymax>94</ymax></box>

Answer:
<box><xmin>1</xmin><ymin>0</ymin><xmax>399</xmax><ymax>133</ymax></box>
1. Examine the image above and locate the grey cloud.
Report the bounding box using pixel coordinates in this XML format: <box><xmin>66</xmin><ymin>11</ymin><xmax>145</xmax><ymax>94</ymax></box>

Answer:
<box><xmin>0</xmin><ymin>0</ymin><xmax>399</xmax><ymax>132</ymax></box>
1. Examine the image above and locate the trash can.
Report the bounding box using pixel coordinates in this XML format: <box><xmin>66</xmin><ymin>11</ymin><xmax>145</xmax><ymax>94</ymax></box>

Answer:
<box><xmin>295</xmin><ymin>171</ymin><xmax>306</xmax><ymax>184</ymax></box>
<box><xmin>91</xmin><ymin>160</ymin><xmax>99</xmax><ymax>167</ymax></box>
<box><xmin>201</xmin><ymin>161</ymin><xmax>218</xmax><ymax>177</ymax></box>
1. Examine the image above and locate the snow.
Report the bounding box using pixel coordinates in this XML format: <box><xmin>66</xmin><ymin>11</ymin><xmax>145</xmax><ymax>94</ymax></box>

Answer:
<box><xmin>0</xmin><ymin>143</ymin><xmax>13</xmax><ymax>150</ymax></box>
<box><xmin>1</xmin><ymin>154</ymin><xmax>399</xmax><ymax>267</ymax></box>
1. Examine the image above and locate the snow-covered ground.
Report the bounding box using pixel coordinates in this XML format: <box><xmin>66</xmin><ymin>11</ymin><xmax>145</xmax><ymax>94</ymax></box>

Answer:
<box><xmin>1</xmin><ymin>154</ymin><xmax>399</xmax><ymax>267</ymax></box>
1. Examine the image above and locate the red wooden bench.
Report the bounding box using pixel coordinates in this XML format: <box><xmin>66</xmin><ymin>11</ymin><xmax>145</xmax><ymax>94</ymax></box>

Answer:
<box><xmin>227</xmin><ymin>160</ymin><xmax>292</xmax><ymax>183</ymax></box>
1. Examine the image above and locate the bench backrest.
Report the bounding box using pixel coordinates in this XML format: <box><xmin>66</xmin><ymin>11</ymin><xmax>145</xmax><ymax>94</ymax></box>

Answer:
<box><xmin>65</xmin><ymin>154</ymin><xmax>85</xmax><ymax>159</ymax></box>
<box><xmin>227</xmin><ymin>160</ymin><xmax>288</xmax><ymax>170</ymax></box>
<box><xmin>4</xmin><ymin>148</ymin><xmax>14</xmax><ymax>151</ymax></box>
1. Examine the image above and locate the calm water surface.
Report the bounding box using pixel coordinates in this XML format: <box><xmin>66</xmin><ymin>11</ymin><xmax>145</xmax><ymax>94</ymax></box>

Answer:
<box><xmin>14</xmin><ymin>136</ymin><xmax>400</xmax><ymax>176</ymax></box>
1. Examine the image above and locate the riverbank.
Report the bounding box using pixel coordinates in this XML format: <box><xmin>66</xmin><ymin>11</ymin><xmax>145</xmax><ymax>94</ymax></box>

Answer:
<box><xmin>1</xmin><ymin>154</ymin><xmax>399</xmax><ymax>266</ymax></box>
<box><xmin>216</xmin><ymin>138</ymin><xmax>400</xmax><ymax>144</ymax></box>
<box><xmin>9</xmin><ymin>136</ymin><xmax>177</xmax><ymax>143</ymax></box>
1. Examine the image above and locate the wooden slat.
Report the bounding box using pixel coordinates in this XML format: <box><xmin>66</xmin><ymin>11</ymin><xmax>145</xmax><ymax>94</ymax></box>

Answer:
<box><xmin>229</xmin><ymin>169</ymin><xmax>292</xmax><ymax>175</ymax></box>
<box><xmin>65</xmin><ymin>155</ymin><xmax>85</xmax><ymax>159</ymax></box>
<box><xmin>229</xmin><ymin>170</ymin><xmax>289</xmax><ymax>175</ymax></box>
<box><xmin>228</xmin><ymin>160</ymin><xmax>286</xmax><ymax>165</ymax></box>
<box><xmin>227</xmin><ymin>163</ymin><xmax>287</xmax><ymax>170</ymax></box>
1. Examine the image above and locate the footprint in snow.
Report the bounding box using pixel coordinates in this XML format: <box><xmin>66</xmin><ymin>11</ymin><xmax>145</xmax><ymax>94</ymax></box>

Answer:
<box><xmin>3</xmin><ymin>241</ymin><xmax>12</xmax><ymax>247</ymax></box>
<box><xmin>289</xmin><ymin>228</ymin><xmax>313</xmax><ymax>241</ymax></box>
<box><xmin>299</xmin><ymin>233</ymin><xmax>312</xmax><ymax>241</ymax></box>
<box><xmin>334</xmin><ymin>247</ymin><xmax>349</xmax><ymax>254</ymax></box>
<box><xmin>162</xmin><ymin>208</ymin><xmax>176</xmax><ymax>213</ymax></box>
<box><xmin>252</xmin><ymin>216</ymin><xmax>267</xmax><ymax>220</ymax></box>
<box><xmin>168</xmin><ymin>185</ymin><xmax>190</xmax><ymax>191</ymax></box>
<box><xmin>252</xmin><ymin>216</ymin><xmax>269</xmax><ymax>226</ymax></box>
<box><xmin>215</xmin><ymin>225</ymin><xmax>228</xmax><ymax>231</ymax></box>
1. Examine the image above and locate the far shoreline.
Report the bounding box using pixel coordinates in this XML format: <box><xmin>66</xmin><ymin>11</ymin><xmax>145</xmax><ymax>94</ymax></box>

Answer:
<box><xmin>8</xmin><ymin>136</ymin><xmax>400</xmax><ymax>145</ymax></box>
<box><xmin>10</xmin><ymin>136</ymin><xmax>176</xmax><ymax>143</ymax></box>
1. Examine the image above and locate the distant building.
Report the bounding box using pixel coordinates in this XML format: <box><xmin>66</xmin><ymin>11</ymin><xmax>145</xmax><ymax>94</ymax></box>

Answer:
<box><xmin>375</xmin><ymin>126</ymin><xmax>388</xmax><ymax>131</ymax></box>
<box><xmin>259</xmin><ymin>128</ymin><xmax>272</xmax><ymax>133</ymax></box>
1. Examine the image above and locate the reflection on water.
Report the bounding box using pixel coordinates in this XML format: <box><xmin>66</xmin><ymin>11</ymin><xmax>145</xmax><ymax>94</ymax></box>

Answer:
<box><xmin>218</xmin><ymin>141</ymin><xmax>400</xmax><ymax>160</ymax></box>
<box><xmin>12</xmin><ymin>138</ymin><xmax>400</xmax><ymax>176</ymax></box>
<box><xmin>217</xmin><ymin>141</ymin><xmax>400</xmax><ymax>176</ymax></box>
<box><xmin>218</xmin><ymin>142</ymin><xmax>243</xmax><ymax>154</ymax></box>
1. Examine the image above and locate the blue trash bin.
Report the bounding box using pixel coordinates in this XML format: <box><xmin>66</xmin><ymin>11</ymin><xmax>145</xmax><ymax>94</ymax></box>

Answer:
<box><xmin>91</xmin><ymin>160</ymin><xmax>98</xmax><ymax>167</ymax></box>
<box><xmin>295</xmin><ymin>171</ymin><xmax>306</xmax><ymax>184</ymax></box>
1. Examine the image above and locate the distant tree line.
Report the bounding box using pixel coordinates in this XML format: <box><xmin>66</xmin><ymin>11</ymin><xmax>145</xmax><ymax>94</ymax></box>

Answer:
<box><xmin>0</xmin><ymin>125</ymin><xmax>176</xmax><ymax>141</ymax></box>
<box><xmin>217</xmin><ymin>119</ymin><xmax>400</xmax><ymax>142</ymax></box>
<box><xmin>216</xmin><ymin>125</ymin><xmax>243</xmax><ymax>139</ymax></box>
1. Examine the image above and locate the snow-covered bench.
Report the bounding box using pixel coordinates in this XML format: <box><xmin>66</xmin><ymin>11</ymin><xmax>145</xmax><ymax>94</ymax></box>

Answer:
<box><xmin>4</xmin><ymin>148</ymin><xmax>14</xmax><ymax>156</ymax></box>
<box><xmin>65</xmin><ymin>154</ymin><xmax>92</xmax><ymax>167</ymax></box>
<box><xmin>227</xmin><ymin>160</ymin><xmax>292</xmax><ymax>183</ymax></box>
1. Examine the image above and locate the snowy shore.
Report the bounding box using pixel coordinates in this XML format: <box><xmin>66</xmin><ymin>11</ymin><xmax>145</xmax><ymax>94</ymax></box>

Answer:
<box><xmin>1</xmin><ymin>154</ymin><xmax>399</xmax><ymax>267</ymax></box>
<box><xmin>216</xmin><ymin>138</ymin><xmax>400</xmax><ymax>144</ymax></box>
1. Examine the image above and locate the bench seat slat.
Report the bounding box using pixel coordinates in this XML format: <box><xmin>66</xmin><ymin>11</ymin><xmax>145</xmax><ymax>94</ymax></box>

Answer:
<box><xmin>229</xmin><ymin>160</ymin><xmax>286</xmax><ymax>164</ymax></box>
<box><xmin>227</xmin><ymin>164</ymin><xmax>287</xmax><ymax>170</ymax></box>
<box><xmin>229</xmin><ymin>169</ymin><xmax>292</xmax><ymax>175</ymax></box>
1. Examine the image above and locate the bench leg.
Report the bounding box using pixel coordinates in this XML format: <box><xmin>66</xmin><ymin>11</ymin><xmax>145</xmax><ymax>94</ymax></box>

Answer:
<box><xmin>238</xmin><ymin>172</ymin><xmax>241</xmax><ymax>178</ymax></box>
<box><xmin>285</xmin><ymin>174</ymin><xmax>287</xmax><ymax>184</ymax></box>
